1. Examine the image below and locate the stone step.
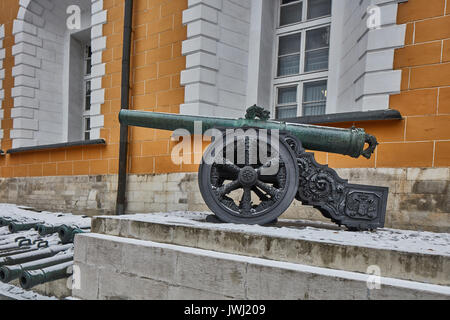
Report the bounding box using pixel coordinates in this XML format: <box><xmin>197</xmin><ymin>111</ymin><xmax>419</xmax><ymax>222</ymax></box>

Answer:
<box><xmin>0</xmin><ymin>283</ymin><xmax>56</xmax><ymax>300</ymax></box>
<box><xmin>91</xmin><ymin>212</ymin><xmax>450</xmax><ymax>286</ymax></box>
<box><xmin>73</xmin><ymin>232</ymin><xmax>450</xmax><ymax>300</ymax></box>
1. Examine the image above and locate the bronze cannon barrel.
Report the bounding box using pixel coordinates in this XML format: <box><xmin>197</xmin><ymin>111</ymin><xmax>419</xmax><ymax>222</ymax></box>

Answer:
<box><xmin>119</xmin><ymin>110</ymin><xmax>377</xmax><ymax>159</ymax></box>
<box><xmin>20</xmin><ymin>261</ymin><xmax>73</xmax><ymax>290</ymax></box>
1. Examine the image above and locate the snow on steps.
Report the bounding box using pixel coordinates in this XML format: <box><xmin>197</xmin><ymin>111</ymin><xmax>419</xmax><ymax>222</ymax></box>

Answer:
<box><xmin>91</xmin><ymin>212</ymin><xmax>450</xmax><ymax>286</ymax></box>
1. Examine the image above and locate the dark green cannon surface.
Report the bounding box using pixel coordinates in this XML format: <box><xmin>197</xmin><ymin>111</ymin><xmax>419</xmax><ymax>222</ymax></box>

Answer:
<box><xmin>20</xmin><ymin>261</ymin><xmax>73</xmax><ymax>290</ymax></box>
<box><xmin>36</xmin><ymin>224</ymin><xmax>60</xmax><ymax>236</ymax></box>
<box><xmin>58</xmin><ymin>225</ymin><xmax>90</xmax><ymax>244</ymax></box>
<box><xmin>0</xmin><ymin>253</ymin><xmax>73</xmax><ymax>283</ymax></box>
<box><xmin>8</xmin><ymin>221</ymin><xmax>43</xmax><ymax>233</ymax></box>
<box><xmin>119</xmin><ymin>109</ymin><xmax>377</xmax><ymax>159</ymax></box>
<box><xmin>119</xmin><ymin>106</ymin><xmax>387</xmax><ymax>230</ymax></box>
<box><xmin>0</xmin><ymin>247</ymin><xmax>39</xmax><ymax>258</ymax></box>
<box><xmin>0</xmin><ymin>244</ymin><xmax>73</xmax><ymax>266</ymax></box>
<box><xmin>0</xmin><ymin>238</ymin><xmax>34</xmax><ymax>252</ymax></box>
<box><xmin>0</xmin><ymin>217</ymin><xmax>17</xmax><ymax>227</ymax></box>
<box><xmin>37</xmin><ymin>220</ymin><xmax>91</xmax><ymax>239</ymax></box>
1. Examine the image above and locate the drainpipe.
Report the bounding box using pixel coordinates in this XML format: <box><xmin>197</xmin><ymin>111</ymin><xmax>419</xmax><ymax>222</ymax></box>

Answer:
<box><xmin>116</xmin><ymin>0</ymin><xmax>134</xmax><ymax>215</ymax></box>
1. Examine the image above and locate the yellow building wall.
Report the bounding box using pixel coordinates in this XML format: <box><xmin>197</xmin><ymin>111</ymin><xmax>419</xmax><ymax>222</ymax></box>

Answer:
<box><xmin>0</xmin><ymin>0</ymin><xmax>190</xmax><ymax>178</ymax></box>
<box><xmin>0</xmin><ymin>0</ymin><xmax>449</xmax><ymax>179</ymax></box>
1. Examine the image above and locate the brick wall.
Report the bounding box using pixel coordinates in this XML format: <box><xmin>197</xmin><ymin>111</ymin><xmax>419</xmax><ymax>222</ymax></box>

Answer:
<box><xmin>0</xmin><ymin>0</ymin><xmax>189</xmax><ymax>178</ymax></box>
<box><xmin>0</xmin><ymin>0</ymin><xmax>448</xmax><ymax>232</ymax></box>
<box><xmin>1</xmin><ymin>0</ymin><xmax>449</xmax><ymax>178</ymax></box>
<box><xmin>0</xmin><ymin>0</ymin><xmax>19</xmax><ymax>156</ymax></box>
<box><xmin>312</xmin><ymin>0</ymin><xmax>450</xmax><ymax>170</ymax></box>
<box><xmin>99</xmin><ymin>0</ymin><xmax>189</xmax><ymax>177</ymax></box>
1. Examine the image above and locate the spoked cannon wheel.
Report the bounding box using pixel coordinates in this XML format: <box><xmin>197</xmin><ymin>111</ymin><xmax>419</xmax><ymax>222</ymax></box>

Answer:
<box><xmin>198</xmin><ymin>131</ymin><xmax>299</xmax><ymax>225</ymax></box>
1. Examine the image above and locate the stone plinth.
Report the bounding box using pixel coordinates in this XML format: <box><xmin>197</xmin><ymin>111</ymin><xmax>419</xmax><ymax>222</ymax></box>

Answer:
<box><xmin>72</xmin><ymin>213</ymin><xmax>450</xmax><ymax>300</ymax></box>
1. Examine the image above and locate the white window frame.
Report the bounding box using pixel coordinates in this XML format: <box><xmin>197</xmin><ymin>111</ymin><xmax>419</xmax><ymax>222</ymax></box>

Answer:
<box><xmin>82</xmin><ymin>44</ymin><xmax>92</xmax><ymax>141</ymax></box>
<box><xmin>273</xmin><ymin>0</ymin><xmax>332</xmax><ymax>119</ymax></box>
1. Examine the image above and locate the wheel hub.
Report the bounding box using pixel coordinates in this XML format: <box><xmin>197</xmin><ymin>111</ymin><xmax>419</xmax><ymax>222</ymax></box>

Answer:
<box><xmin>238</xmin><ymin>166</ymin><xmax>258</xmax><ymax>187</ymax></box>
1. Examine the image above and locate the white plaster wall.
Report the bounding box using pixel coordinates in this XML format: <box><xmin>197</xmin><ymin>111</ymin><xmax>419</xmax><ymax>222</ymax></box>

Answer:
<box><xmin>181</xmin><ymin>0</ymin><xmax>252</xmax><ymax>118</ymax></box>
<box><xmin>88</xmin><ymin>0</ymin><xmax>107</xmax><ymax>141</ymax></box>
<box><xmin>10</xmin><ymin>0</ymin><xmax>106</xmax><ymax>149</ymax></box>
<box><xmin>68</xmin><ymin>36</ymin><xmax>84</xmax><ymax>141</ymax></box>
<box><xmin>181</xmin><ymin>0</ymin><xmax>406</xmax><ymax>118</ymax></box>
<box><xmin>327</xmin><ymin>0</ymin><xmax>406</xmax><ymax>113</ymax></box>
<box><xmin>246</xmin><ymin>0</ymin><xmax>276</xmax><ymax>111</ymax></box>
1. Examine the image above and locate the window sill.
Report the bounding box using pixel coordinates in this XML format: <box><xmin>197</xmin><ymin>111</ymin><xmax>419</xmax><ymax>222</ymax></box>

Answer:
<box><xmin>280</xmin><ymin>109</ymin><xmax>403</xmax><ymax>125</ymax></box>
<box><xmin>0</xmin><ymin>150</ymin><xmax>4</xmax><ymax>156</ymax></box>
<box><xmin>6</xmin><ymin>139</ymin><xmax>106</xmax><ymax>155</ymax></box>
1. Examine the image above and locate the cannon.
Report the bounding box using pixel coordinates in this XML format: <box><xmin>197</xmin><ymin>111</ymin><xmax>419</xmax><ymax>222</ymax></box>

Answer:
<box><xmin>58</xmin><ymin>225</ymin><xmax>90</xmax><ymax>244</ymax></box>
<box><xmin>0</xmin><ymin>253</ymin><xmax>74</xmax><ymax>283</ymax></box>
<box><xmin>0</xmin><ymin>217</ymin><xmax>18</xmax><ymax>227</ymax></box>
<box><xmin>8</xmin><ymin>221</ymin><xmax>43</xmax><ymax>233</ymax></box>
<box><xmin>119</xmin><ymin>106</ymin><xmax>388</xmax><ymax>231</ymax></box>
<box><xmin>37</xmin><ymin>222</ymin><xmax>90</xmax><ymax>239</ymax></box>
<box><xmin>0</xmin><ymin>244</ymin><xmax>73</xmax><ymax>266</ymax></box>
<box><xmin>20</xmin><ymin>261</ymin><xmax>73</xmax><ymax>290</ymax></box>
<box><xmin>36</xmin><ymin>224</ymin><xmax>60</xmax><ymax>236</ymax></box>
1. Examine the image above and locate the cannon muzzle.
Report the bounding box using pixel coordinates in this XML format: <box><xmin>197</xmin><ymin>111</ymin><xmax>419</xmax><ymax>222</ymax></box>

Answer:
<box><xmin>0</xmin><ymin>218</ymin><xmax>15</xmax><ymax>227</ymax></box>
<box><xmin>36</xmin><ymin>224</ymin><xmax>60</xmax><ymax>236</ymax></box>
<box><xmin>8</xmin><ymin>221</ymin><xmax>44</xmax><ymax>233</ymax></box>
<box><xmin>58</xmin><ymin>225</ymin><xmax>90</xmax><ymax>244</ymax></box>
<box><xmin>20</xmin><ymin>261</ymin><xmax>73</xmax><ymax>290</ymax></box>
<box><xmin>119</xmin><ymin>109</ymin><xmax>377</xmax><ymax>159</ymax></box>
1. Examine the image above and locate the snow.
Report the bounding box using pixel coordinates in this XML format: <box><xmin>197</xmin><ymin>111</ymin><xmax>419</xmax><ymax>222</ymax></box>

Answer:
<box><xmin>0</xmin><ymin>204</ymin><xmax>91</xmax><ymax>228</ymax></box>
<box><xmin>98</xmin><ymin>211</ymin><xmax>450</xmax><ymax>257</ymax></box>
<box><xmin>0</xmin><ymin>204</ymin><xmax>87</xmax><ymax>300</ymax></box>
<box><xmin>1</xmin><ymin>204</ymin><xmax>449</xmax><ymax>299</ymax></box>
<box><xmin>0</xmin><ymin>283</ymin><xmax>57</xmax><ymax>300</ymax></box>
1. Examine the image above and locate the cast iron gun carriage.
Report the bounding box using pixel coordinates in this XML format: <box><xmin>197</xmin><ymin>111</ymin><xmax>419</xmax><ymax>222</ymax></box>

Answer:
<box><xmin>119</xmin><ymin>106</ymin><xmax>388</xmax><ymax>231</ymax></box>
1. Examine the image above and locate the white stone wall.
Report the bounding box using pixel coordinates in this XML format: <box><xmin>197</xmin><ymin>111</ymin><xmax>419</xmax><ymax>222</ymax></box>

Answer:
<box><xmin>181</xmin><ymin>0</ymin><xmax>405</xmax><ymax>118</ymax></box>
<box><xmin>89</xmin><ymin>0</ymin><xmax>107</xmax><ymax>140</ymax></box>
<box><xmin>327</xmin><ymin>0</ymin><xmax>406</xmax><ymax>113</ymax></box>
<box><xmin>246</xmin><ymin>0</ymin><xmax>276</xmax><ymax>111</ymax></box>
<box><xmin>0</xmin><ymin>168</ymin><xmax>448</xmax><ymax>233</ymax></box>
<box><xmin>181</xmin><ymin>0</ymin><xmax>252</xmax><ymax>118</ymax></box>
<box><xmin>10</xmin><ymin>0</ymin><xmax>106</xmax><ymax>148</ymax></box>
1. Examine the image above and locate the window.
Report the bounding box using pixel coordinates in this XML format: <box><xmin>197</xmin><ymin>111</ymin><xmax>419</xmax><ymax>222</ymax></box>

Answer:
<box><xmin>277</xmin><ymin>33</ymin><xmax>301</xmax><ymax>76</ymax></box>
<box><xmin>84</xmin><ymin>118</ymin><xmax>91</xmax><ymax>141</ymax></box>
<box><xmin>83</xmin><ymin>45</ymin><xmax>92</xmax><ymax>140</ymax></box>
<box><xmin>274</xmin><ymin>0</ymin><xmax>331</xmax><ymax>119</ymax></box>
<box><xmin>305</xmin><ymin>27</ymin><xmax>330</xmax><ymax>72</ymax></box>
<box><xmin>276</xmin><ymin>86</ymin><xmax>298</xmax><ymax>119</ymax></box>
<box><xmin>303</xmin><ymin>80</ymin><xmax>327</xmax><ymax>116</ymax></box>
<box><xmin>308</xmin><ymin>0</ymin><xmax>332</xmax><ymax>19</ymax></box>
<box><xmin>280</xmin><ymin>0</ymin><xmax>303</xmax><ymax>26</ymax></box>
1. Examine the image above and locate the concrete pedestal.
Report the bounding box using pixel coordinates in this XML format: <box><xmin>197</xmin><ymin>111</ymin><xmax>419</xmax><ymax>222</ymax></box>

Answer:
<box><xmin>73</xmin><ymin>213</ymin><xmax>450</xmax><ymax>300</ymax></box>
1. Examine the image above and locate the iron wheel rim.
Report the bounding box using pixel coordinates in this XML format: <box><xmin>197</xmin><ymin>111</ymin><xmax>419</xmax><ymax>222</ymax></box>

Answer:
<box><xmin>199</xmin><ymin>132</ymin><xmax>299</xmax><ymax>224</ymax></box>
